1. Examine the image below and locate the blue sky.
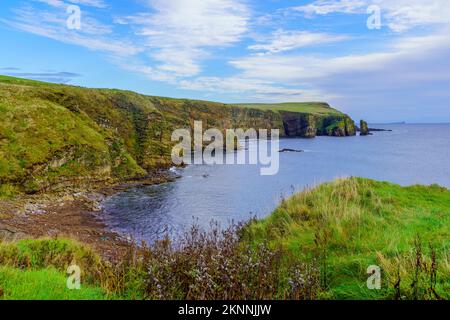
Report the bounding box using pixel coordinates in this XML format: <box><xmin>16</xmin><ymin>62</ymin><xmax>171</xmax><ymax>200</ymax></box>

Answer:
<box><xmin>1</xmin><ymin>0</ymin><xmax>450</xmax><ymax>123</ymax></box>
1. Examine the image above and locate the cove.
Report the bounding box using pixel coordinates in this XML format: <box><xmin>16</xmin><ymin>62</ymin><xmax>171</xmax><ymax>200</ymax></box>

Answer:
<box><xmin>101</xmin><ymin>124</ymin><xmax>450</xmax><ymax>244</ymax></box>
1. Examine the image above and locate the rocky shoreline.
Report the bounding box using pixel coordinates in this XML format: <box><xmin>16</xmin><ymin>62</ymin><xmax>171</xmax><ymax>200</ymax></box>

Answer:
<box><xmin>0</xmin><ymin>170</ymin><xmax>176</xmax><ymax>260</ymax></box>
<box><xmin>279</xmin><ymin>148</ymin><xmax>304</xmax><ymax>153</ymax></box>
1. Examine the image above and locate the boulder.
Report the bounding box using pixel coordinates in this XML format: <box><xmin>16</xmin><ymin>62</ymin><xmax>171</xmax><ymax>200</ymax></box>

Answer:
<box><xmin>279</xmin><ymin>148</ymin><xmax>304</xmax><ymax>153</ymax></box>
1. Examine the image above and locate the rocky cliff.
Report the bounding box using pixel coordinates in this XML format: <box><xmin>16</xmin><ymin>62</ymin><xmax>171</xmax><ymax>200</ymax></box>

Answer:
<box><xmin>281</xmin><ymin>111</ymin><xmax>356</xmax><ymax>138</ymax></box>
<box><xmin>0</xmin><ymin>75</ymin><xmax>356</xmax><ymax>195</ymax></box>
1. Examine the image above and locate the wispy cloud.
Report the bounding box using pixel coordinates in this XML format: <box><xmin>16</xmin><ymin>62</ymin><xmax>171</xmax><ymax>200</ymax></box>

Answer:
<box><xmin>3</xmin><ymin>70</ymin><xmax>81</xmax><ymax>83</ymax></box>
<box><xmin>231</xmin><ymin>32</ymin><xmax>450</xmax><ymax>85</ymax></box>
<box><xmin>1</xmin><ymin>3</ymin><xmax>140</xmax><ymax>57</ymax></box>
<box><xmin>294</xmin><ymin>0</ymin><xmax>365</xmax><ymax>15</ymax></box>
<box><xmin>249</xmin><ymin>30</ymin><xmax>350</xmax><ymax>55</ymax></box>
<box><xmin>228</xmin><ymin>30</ymin><xmax>450</xmax><ymax>119</ymax></box>
<box><xmin>293</xmin><ymin>0</ymin><xmax>450</xmax><ymax>32</ymax></box>
<box><xmin>0</xmin><ymin>67</ymin><xmax>21</xmax><ymax>71</ymax></box>
<box><xmin>179</xmin><ymin>76</ymin><xmax>329</xmax><ymax>102</ymax></box>
<box><xmin>33</xmin><ymin>0</ymin><xmax>107</xmax><ymax>9</ymax></box>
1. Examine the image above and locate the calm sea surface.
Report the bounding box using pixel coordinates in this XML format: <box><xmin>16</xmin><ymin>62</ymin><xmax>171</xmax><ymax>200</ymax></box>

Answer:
<box><xmin>102</xmin><ymin>124</ymin><xmax>450</xmax><ymax>243</ymax></box>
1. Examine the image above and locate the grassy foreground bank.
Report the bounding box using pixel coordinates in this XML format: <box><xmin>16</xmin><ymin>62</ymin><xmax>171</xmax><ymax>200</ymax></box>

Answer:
<box><xmin>0</xmin><ymin>178</ymin><xmax>448</xmax><ymax>300</ymax></box>
<box><xmin>248</xmin><ymin>178</ymin><xmax>450</xmax><ymax>299</ymax></box>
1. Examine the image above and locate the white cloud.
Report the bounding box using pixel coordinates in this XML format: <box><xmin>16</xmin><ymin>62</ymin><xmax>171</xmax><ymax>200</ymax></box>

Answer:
<box><xmin>295</xmin><ymin>0</ymin><xmax>365</xmax><ymax>15</ymax></box>
<box><xmin>178</xmin><ymin>77</ymin><xmax>328</xmax><ymax>102</ymax></box>
<box><xmin>119</xmin><ymin>0</ymin><xmax>249</xmax><ymax>77</ymax></box>
<box><xmin>3</xmin><ymin>5</ymin><xmax>140</xmax><ymax>57</ymax></box>
<box><xmin>69</xmin><ymin>0</ymin><xmax>107</xmax><ymax>7</ymax></box>
<box><xmin>3</xmin><ymin>71</ymin><xmax>81</xmax><ymax>83</ymax></box>
<box><xmin>249</xmin><ymin>30</ymin><xmax>350</xmax><ymax>55</ymax></box>
<box><xmin>232</xmin><ymin>33</ymin><xmax>450</xmax><ymax>82</ymax></box>
<box><xmin>379</xmin><ymin>0</ymin><xmax>450</xmax><ymax>32</ymax></box>
<box><xmin>34</xmin><ymin>0</ymin><xmax>107</xmax><ymax>8</ymax></box>
<box><xmin>143</xmin><ymin>0</ymin><xmax>249</xmax><ymax>47</ymax></box>
<box><xmin>293</xmin><ymin>0</ymin><xmax>450</xmax><ymax>32</ymax></box>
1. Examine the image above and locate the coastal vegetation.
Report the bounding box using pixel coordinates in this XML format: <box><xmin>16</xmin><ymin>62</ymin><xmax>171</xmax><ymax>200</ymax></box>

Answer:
<box><xmin>237</xmin><ymin>102</ymin><xmax>343</xmax><ymax>116</ymax></box>
<box><xmin>1</xmin><ymin>178</ymin><xmax>448</xmax><ymax>300</ymax></box>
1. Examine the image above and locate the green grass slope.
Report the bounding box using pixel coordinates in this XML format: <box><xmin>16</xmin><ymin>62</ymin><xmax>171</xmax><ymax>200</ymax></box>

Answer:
<box><xmin>0</xmin><ymin>80</ymin><xmax>146</xmax><ymax>195</ymax></box>
<box><xmin>0</xmin><ymin>75</ymin><xmax>355</xmax><ymax>195</ymax></box>
<box><xmin>238</xmin><ymin>102</ymin><xmax>342</xmax><ymax>116</ymax></box>
<box><xmin>0</xmin><ymin>238</ymin><xmax>108</xmax><ymax>300</ymax></box>
<box><xmin>0</xmin><ymin>266</ymin><xmax>106</xmax><ymax>300</ymax></box>
<box><xmin>248</xmin><ymin>178</ymin><xmax>450</xmax><ymax>300</ymax></box>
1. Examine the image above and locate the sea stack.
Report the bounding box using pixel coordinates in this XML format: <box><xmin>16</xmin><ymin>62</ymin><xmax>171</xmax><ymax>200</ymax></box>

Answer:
<box><xmin>360</xmin><ymin>120</ymin><xmax>370</xmax><ymax>136</ymax></box>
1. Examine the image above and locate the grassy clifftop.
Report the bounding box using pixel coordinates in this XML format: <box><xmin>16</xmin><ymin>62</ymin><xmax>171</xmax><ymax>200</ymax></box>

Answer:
<box><xmin>0</xmin><ymin>75</ymin><xmax>355</xmax><ymax>195</ymax></box>
<box><xmin>238</xmin><ymin>102</ymin><xmax>342</xmax><ymax>116</ymax></box>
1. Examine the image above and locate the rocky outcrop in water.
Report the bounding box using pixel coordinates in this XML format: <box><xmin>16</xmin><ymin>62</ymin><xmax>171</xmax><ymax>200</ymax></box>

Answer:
<box><xmin>279</xmin><ymin>148</ymin><xmax>304</xmax><ymax>153</ymax></box>
<box><xmin>360</xmin><ymin>120</ymin><xmax>370</xmax><ymax>136</ymax></box>
<box><xmin>369</xmin><ymin>128</ymin><xmax>392</xmax><ymax>132</ymax></box>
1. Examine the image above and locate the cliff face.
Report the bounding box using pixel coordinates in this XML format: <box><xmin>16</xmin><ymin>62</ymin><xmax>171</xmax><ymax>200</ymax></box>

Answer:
<box><xmin>281</xmin><ymin>112</ymin><xmax>356</xmax><ymax>138</ymax></box>
<box><xmin>0</xmin><ymin>75</ymin><xmax>356</xmax><ymax>194</ymax></box>
<box><xmin>281</xmin><ymin>112</ymin><xmax>317</xmax><ymax>138</ymax></box>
